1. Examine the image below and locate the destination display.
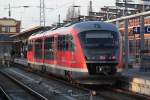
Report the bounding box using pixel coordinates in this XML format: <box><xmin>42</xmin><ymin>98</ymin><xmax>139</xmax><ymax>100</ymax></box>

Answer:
<box><xmin>86</xmin><ymin>32</ymin><xmax>113</xmax><ymax>38</ymax></box>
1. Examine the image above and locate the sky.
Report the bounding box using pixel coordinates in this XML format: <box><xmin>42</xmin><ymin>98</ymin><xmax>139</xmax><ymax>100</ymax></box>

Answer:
<box><xmin>0</xmin><ymin>0</ymin><xmax>142</xmax><ymax>31</ymax></box>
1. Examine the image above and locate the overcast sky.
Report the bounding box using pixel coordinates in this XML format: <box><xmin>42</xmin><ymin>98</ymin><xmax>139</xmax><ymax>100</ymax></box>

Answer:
<box><xmin>0</xmin><ymin>0</ymin><xmax>141</xmax><ymax>31</ymax></box>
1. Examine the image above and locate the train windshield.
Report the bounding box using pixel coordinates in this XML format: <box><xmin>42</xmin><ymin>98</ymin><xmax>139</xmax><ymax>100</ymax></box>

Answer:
<box><xmin>78</xmin><ymin>30</ymin><xmax>119</xmax><ymax>56</ymax></box>
<box><xmin>79</xmin><ymin>31</ymin><xmax>118</xmax><ymax>48</ymax></box>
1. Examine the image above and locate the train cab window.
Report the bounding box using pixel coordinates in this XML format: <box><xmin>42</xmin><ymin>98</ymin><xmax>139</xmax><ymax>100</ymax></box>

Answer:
<box><xmin>34</xmin><ymin>39</ymin><xmax>42</xmax><ymax>59</ymax></box>
<box><xmin>44</xmin><ymin>37</ymin><xmax>54</xmax><ymax>60</ymax></box>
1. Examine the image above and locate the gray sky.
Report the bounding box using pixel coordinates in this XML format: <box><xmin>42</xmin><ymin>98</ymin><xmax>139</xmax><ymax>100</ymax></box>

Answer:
<box><xmin>0</xmin><ymin>0</ymin><xmax>141</xmax><ymax>31</ymax></box>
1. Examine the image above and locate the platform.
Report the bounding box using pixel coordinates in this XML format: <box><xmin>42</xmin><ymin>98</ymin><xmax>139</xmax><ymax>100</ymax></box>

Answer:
<box><xmin>122</xmin><ymin>66</ymin><xmax>150</xmax><ymax>96</ymax></box>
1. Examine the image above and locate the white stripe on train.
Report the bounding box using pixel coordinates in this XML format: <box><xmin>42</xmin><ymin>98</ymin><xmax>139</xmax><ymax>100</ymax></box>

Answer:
<box><xmin>28</xmin><ymin>61</ymin><xmax>88</xmax><ymax>72</ymax></box>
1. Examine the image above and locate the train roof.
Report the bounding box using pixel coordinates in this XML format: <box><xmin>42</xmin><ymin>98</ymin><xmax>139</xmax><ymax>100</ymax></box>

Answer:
<box><xmin>29</xmin><ymin>21</ymin><xmax>119</xmax><ymax>40</ymax></box>
<box><xmin>70</xmin><ymin>21</ymin><xmax>118</xmax><ymax>33</ymax></box>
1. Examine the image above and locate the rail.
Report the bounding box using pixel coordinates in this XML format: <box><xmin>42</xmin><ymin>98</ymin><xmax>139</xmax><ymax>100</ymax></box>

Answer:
<box><xmin>0</xmin><ymin>70</ymin><xmax>48</xmax><ymax>100</ymax></box>
<box><xmin>0</xmin><ymin>86</ymin><xmax>11</xmax><ymax>100</ymax></box>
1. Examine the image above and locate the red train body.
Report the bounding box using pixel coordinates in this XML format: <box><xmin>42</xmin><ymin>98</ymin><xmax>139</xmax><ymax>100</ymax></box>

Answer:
<box><xmin>27</xmin><ymin>21</ymin><xmax>122</xmax><ymax>84</ymax></box>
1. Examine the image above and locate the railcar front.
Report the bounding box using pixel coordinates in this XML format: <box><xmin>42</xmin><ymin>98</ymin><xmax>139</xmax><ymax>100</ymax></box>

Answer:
<box><xmin>72</xmin><ymin>21</ymin><xmax>120</xmax><ymax>84</ymax></box>
<box><xmin>78</xmin><ymin>30</ymin><xmax>119</xmax><ymax>75</ymax></box>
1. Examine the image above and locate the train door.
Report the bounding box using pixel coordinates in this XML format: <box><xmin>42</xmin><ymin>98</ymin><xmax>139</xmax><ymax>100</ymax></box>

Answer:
<box><xmin>64</xmin><ymin>34</ymin><xmax>74</xmax><ymax>67</ymax></box>
<box><xmin>56</xmin><ymin>35</ymin><xmax>72</xmax><ymax>67</ymax></box>
<box><xmin>57</xmin><ymin>35</ymin><xmax>68</xmax><ymax>66</ymax></box>
<box><xmin>53</xmin><ymin>34</ymin><xmax>58</xmax><ymax>66</ymax></box>
<box><xmin>34</xmin><ymin>38</ymin><xmax>43</xmax><ymax>64</ymax></box>
<box><xmin>43</xmin><ymin>36</ymin><xmax>55</xmax><ymax>64</ymax></box>
<box><xmin>27</xmin><ymin>40</ymin><xmax>33</xmax><ymax>62</ymax></box>
<box><xmin>68</xmin><ymin>34</ymin><xmax>75</xmax><ymax>68</ymax></box>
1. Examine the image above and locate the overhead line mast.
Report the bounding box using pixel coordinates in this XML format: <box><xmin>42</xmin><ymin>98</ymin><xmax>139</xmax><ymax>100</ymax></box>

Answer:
<box><xmin>40</xmin><ymin>0</ymin><xmax>45</xmax><ymax>26</ymax></box>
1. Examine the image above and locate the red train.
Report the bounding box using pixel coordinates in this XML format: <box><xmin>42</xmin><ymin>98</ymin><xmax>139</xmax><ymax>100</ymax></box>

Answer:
<box><xmin>27</xmin><ymin>21</ymin><xmax>122</xmax><ymax>84</ymax></box>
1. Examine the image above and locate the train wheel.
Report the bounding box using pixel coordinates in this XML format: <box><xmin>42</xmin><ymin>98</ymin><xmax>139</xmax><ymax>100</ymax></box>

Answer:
<box><xmin>64</xmin><ymin>70</ymin><xmax>72</xmax><ymax>82</ymax></box>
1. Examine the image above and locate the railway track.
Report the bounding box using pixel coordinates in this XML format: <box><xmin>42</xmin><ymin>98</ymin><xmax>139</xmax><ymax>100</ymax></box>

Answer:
<box><xmin>0</xmin><ymin>86</ymin><xmax>11</xmax><ymax>100</ymax></box>
<box><xmin>0</xmin><ymin>70</ymin><xmax>48</xmax><ymax>100</ymax></box>
<box><xmin>1</xmin><ymin>67</ymin><xmax>97</xmax><ymax>100</ymax></box>
<box><xmin>23</xmin><ymin>67</ymin><xmax>150</xmax><ymax>100</ymax></box>
<box><xmin>2</xmin><ymin>65</ymin><xmax>150</xmax><ymax>100</ymax></box>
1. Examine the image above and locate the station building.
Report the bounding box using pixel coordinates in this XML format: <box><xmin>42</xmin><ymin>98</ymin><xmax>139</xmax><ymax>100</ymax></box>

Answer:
<box><xmin>0</xmin><ymin>17</ymin><xmax>21</xmax><ymax>59</ymax></box>
<box><xmin>12</xmin><ymin>26</ymin><xmax>52</xmax><ymax>58</ymax></box>
<box><xmin>0</xmin><ymin>17</ymin><xmax>20</xmax><ymax>34</ymax></box>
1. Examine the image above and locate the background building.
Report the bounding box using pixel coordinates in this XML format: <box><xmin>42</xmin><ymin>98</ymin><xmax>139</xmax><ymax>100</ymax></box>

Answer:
<box><xmin>0</xmin><ymin>17</ymin><xmax>21</xmax><ymax>59</ymax></box>
<box><xmin>0</xmin><ymin>17</ymin><xmax>20</xmax><ymax>34</ymax></box>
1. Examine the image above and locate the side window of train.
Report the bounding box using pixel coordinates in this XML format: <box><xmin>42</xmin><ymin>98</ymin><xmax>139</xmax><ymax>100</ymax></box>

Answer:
<box><xmin>57</xmin><ymin>35</ymin><xmax>66</xmax><ymax>51</ymax></box>
<box><xmin>67</xmin><ymin>35</ymin><xmax>74</xmax><ymax>51</ymax></box>
<box><xmin>57</xmin><ymin>35</ymin><xmax>74</xmax><ymax>51</ymax></box>
<box><xmin>44</xmin><ymin>37</ymin><xmax>54</xmax><ymax>60</ymax></box>
<box><xmin>28</xmin><ymin>40</ymin><xmax>32</xmax><ymax>51</ymax></box>
<box><xmin>34</xmin><ymin>39</ymin><xmax>42</xmax><ymax>59</ymax></box>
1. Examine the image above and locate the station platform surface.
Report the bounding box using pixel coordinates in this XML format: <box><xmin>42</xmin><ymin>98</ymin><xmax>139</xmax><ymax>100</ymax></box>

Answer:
<box><xmin>121</xmin><ymin>65</ymin><xmax>150</xmax><ymax>96</ymax></box>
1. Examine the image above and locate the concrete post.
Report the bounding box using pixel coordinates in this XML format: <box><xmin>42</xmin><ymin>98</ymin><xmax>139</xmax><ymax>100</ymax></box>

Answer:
<box><xmin>140</xmin><ymin>16</ymin><xmax>145</xmax><ymax>51</ymax></box>
<box><xmin>140</xmin><ymin>16</ymin><xmax>145</xmax><ymax>71</ymax></box>
<box><xmin>125</xmin><ymin>19</ymin><xmax>129</xmax><ymax>70</ymax></box>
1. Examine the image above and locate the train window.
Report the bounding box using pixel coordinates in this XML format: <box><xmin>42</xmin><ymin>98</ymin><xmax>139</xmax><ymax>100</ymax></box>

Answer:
<box><xmin>57</xmin><ymin>35</ymin><xmax>74</xmax><ymax>51</ymax></box>
<box><xmin>57</xmin><ymin>36</ymin><xmax>60</xmax><ymax>50</ymax></box>
<box><xmin>57</xmin><ymin>35</ymin><xmax>66</xmax><ymax>51</ymax></box>
<box><xmin>67</xmin><ymin>35</ymin><xmax>74</xmax><ymax>51</ymax></box>
<box><xmin>34</xmin><ymin>39</ymin><xmax>42</xmax><ymax>59</ymax></box>
<box><xmin>44</xmin><ymin>37</ymin><xmax>54</xmax><ymax>60</ymax></box>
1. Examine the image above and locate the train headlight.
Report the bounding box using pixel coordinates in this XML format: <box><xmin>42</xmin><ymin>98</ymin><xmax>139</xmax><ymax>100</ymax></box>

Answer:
<box><xmin>108</xmin><ymin>56</ymin><xmax>116</xmax><ymax>60</ymax></box>
<box><xmin>111</xmin><ymin>56</ymin><xmax>116</xmax><ymax>60</ymax></box>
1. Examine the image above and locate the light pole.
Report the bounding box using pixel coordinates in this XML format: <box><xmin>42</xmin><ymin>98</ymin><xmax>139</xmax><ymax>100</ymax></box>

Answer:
<box><xmin>116</xmin><ymin>0</ymin><xmax>132</xmax><ymax>70</ymax></box>
<box><xmin>124</xmin><ymin>0</ymin><xmax>129</xmax><ymax>70</ymax></box>
<box><xmin>8</xmin><ymin>4</ymin><xmax>11</xmax><ymax>18</ymax></box>
<box><xmin>40</xmin><ymin>0</ymin><xmax>45</xmax><ymax>26</ymax></box>
<box><xmin>139</xmin><ymin>0</ymin><xmax>145</xmax><ymax>71</ymax></box>
<box><xmin>140</xmin><ymin>0</ymin><xmax>145</xmax><ymax>51</ymax></box>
